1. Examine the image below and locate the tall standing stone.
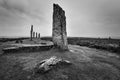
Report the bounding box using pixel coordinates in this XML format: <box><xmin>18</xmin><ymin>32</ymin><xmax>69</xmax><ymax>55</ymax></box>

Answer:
<box><xmin>36</xmin><ymin>32</ymin><xmax>38</xmax><ymax>38</ymax></box>
<box><xmin>38</xmin><ymin>33</ymin><xmax>40</xmax><ymax>39</ymax></box>
<box><xmin>52</xmin><ymin>4</ymin><xmax>68</xmax><ymax>50</ymax></box>
<box><xmin>30</xmin><ymin>25</ymin><xmax>33</xmax><ymax>41</ymax></box>
<box><xmin>33</xmin><ymin>32</ymin><xmax>35</xmax><ymax>38</ymax></box>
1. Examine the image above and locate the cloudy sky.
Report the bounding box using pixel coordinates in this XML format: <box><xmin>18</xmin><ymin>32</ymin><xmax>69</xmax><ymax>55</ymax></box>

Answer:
<box><xmin>0</xmin><ymin>0</ymin><xmax>120</xmax><ymax>38</ymax></box>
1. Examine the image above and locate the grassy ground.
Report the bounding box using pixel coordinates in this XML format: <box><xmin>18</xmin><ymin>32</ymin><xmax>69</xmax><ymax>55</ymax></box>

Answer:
<box><xmin>0</xmin><ymin>40</ymin><xmax>120</xmax><ymax>80</ymax></box>
<box><xmin>42</xmin><ymin>37</ymin><xmax>120</xmax><ymax>53</ymax></box>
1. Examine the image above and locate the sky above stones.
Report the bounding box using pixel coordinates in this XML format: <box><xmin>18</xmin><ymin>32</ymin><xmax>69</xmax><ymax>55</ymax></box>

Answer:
<box><xmin>0</xmin><ymin>0</ymin><xmax>120</xmax><ymax>38</ymax></box>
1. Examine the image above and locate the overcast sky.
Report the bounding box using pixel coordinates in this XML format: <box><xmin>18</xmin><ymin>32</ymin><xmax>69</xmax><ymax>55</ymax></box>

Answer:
<box><xmin>0</xmin><ymin>0</ymin><xmax>120</xmax><ymax>38</ymax></box>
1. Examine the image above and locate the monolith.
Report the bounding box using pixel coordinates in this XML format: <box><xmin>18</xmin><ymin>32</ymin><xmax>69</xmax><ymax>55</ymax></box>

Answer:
<box><xmin>38</xmin><ymin>33</ymin><xmax>40</xmax><ymax>39</ymax></box>
<box><xmin>52</xmin><ymin>4</ymin><xmax>68</xmax><ymax>50</ymax></box>
<box><xmin>36</xmin><ymin>32</ymin><xmax>38</xmax><ymax>38</ymax></box>
<box><xmin>30</xmin><ymin>25</ymin><xmax>33</xmax><ymax>41</ymax></box>
<box><xmin>33</xmin><ymin>32</ymin><xmax>35</xmax><ymax>38</ymax></box>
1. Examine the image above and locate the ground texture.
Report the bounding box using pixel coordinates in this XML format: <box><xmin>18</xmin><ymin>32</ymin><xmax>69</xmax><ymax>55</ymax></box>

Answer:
<box><xmin>0</xmin><ymin>42</ymin><xmax>120</xmax><ymax>80</ymax></box>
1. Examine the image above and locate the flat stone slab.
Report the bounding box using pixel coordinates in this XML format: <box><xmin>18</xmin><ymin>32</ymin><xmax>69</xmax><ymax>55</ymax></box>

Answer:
<box><xmin>2</xmin><ymin>42</ymin><xmax>53</xmax><ymax>53</ymax></box>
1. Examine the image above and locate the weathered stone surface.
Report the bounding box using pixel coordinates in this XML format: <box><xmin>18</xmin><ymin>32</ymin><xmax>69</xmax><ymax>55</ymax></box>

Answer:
<box><xmin>52</xmin><ymin>4</ymin><xmax>68</xmax><ymax>50</ymax></box>
<box><xmin>34</xmin><ymin>56</ymin><xmax>71</xmax><ymax>73</ymax></box>
<box><xmin>30</xmin><ymin>25</ymin><xmax>33</xmax><ymax>41</ymax></box>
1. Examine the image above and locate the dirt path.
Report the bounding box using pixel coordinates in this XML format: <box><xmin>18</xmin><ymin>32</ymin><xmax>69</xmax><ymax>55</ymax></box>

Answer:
<box><xmin>69</xmin><ymin>45</ymin><xmax>120</xmax><ymax>69</ymax></box>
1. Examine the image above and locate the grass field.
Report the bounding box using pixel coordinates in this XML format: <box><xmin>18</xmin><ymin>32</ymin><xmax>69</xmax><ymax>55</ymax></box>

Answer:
<box><xmin>41</xmin><ymin>37</ymin><xmax>120</xmax><ymax>53</ymax></box>
<box><xmin>0</xmin><ymin>38</ymin><xmax>120</xmax><ymax>80</ymax></box>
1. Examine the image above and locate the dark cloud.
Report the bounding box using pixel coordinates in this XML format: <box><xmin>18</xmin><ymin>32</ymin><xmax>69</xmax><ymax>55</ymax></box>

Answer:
<box><xmin>0</xmin><ymin>0</ymin><xmax>45</xmax><ymax>24</ymax></box>
<box><xmin>0</xmin><ymin>0</ymin><xmax>48</xmax><ymax>37</ymax></box>
<box><xmin>0</xmin><ymin>0</ymin><xmax>28</xmax><ymax>14</ymax></box>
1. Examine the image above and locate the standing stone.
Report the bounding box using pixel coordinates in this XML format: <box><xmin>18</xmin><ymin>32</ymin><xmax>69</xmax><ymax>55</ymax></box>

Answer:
<box><xmin>30</xmin><ymin>25</ymin><xmax>33</xmax><ymax>41</ymax></box>
<box><xmin>33</xmin><ymin>32</ymin><xmax>35</xmax><ymax>38</ymax></box>
<box><xmin>38</xmin><ymin>33</ymin><xmax>40</xmax><ymax>39</ymax></box>
<box><xmin>52</xmin><ymin>4</ymin><xmax>68</xmax><ymax>50</ymax></box>
<box><xmin>36</xmin><ymin>32</ymin><xmax>38</xmax><ymax>38</ymax></box>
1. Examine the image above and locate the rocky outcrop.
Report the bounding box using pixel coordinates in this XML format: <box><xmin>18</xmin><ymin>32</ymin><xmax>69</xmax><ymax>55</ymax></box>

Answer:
<box><xmin>52</xmin><ymin>4</ymin><xmax>68</xmax><ymax>50</ymax></box>
<box><xmin>34</xmin><ymin>56</ymin><xmax>71</xmax><ymax>73</ymax></box>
